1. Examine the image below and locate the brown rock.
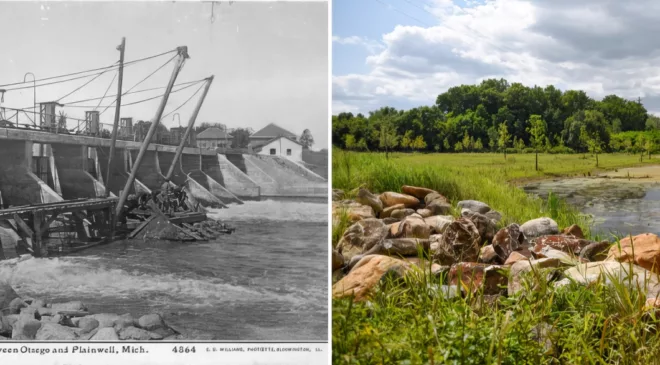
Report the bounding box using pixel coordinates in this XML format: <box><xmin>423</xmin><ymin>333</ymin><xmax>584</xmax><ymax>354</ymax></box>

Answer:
<box><xmin>533</xmin><ymin>235</ymin><xmax>593</xmax><ymax>255</ymax></box>
<box><xmin>332</xmin><ymin>250</ymin><xmax>345</xmax><ymax>271</ymax></box>
<box><xmin>336</xmin><ymin>218</ymin><xmax>389</xmax><ymax>261</ymax></box>
<box><xmin>479</xmin><ymin>245</ymin><xmax>500</xmax><ymax>264</ymax></box>
<box><xmin>381</xmin><ymin>204</ymin><xmax>405</xmax><ymax>218</ymax></box>
<box><xmin>606</xmin><ymin>233</ymin><xmax>660</xmax><ymax>274</ymax></box>
<box><xmin>416</xmin><ymin>209</ymin><xmax>433</xmax><ymax>218</ymax></box>
<box><xmin>426</xmin><ymin>201</ymin><xmax>452</xmax><ymax>215</ymax></box>
<box><xmin>390</xmin><ymin>208</ymin><xmax>415</xmax><ymax>220</ymax></box>
<box><xmin>448</xmin><ymin>263</ymin><xmax>507</xmax><ymax>295</ymax></box>
<box><xmin>364</xmin><ymin>238</ymin><xmax>430</xmax><ymax>257</ymax></box>
<box><xmin>382</xmin><ymin>217</ymin><xmax>399</xmax><ymax>225</ymax></box>
<box><xmin>396</xmin><ymin>215</ymin><xmax>431</xmax><ymax>239</ymax></box>
<box><xmin>425</xmin><ymin>215</ymin><xmax>453</xmax><ymax>234</ymax></box>
<box><xmin>332</xmin><ymin>189</ymin><xmax>345</xmax><ymax>201</ymax></box>
<box><xmin>504</xmin><ymin>251</ymin><xmax>528</xmax><ymax>265</ymax></box>
<box><xmin>508</xmin><ymin>258</ymin><xmax>561</xmax><ymax>295</ymax></box>
<box><xmin>463</xmin><ymin>211</ymin><xmax>497</xmax><ymax>244</ymax></box>
<box><xmin>492</xmin><ymin>224</ymin><xmax>528</xmax><ymax>262</ymax></box>
<box><xmin>356</xmin><ymin>188</ymin><xmax>383</xmax><ymax>214</ymax></box>
<box><xmin>332</xmin><ymin>255</ymin><xmax>411</xmax><ymax>301</ymax></box>
<box><xmin>432</xmin><ymin>218</ymin><xmax>481</xmax><ymax>265</ymax></box>
<box><xmin>379</xmin><ymin>192</ymin><xmax>420</xmax><ymax>208</ymax></box>
<box><xmin>562</xmin><ymin>224</ymin><xmax>585</xmax><ymax>239</ymax></box>
<box><xmin>402</xmin><ymin>185</ymin><xmax>437</xmax><ymax>200</ymax></box>
<box><xmin>579</xmin><ymin>241</ymin><xmax>611</xmax><ymax>261</ymax></box>
<box><xmin>424</xmin><ymin>192</ymin><xmax>449</xmax><ymax>205</ymax></box>
<box><xmin>332</xmin><ymin>201</ymin><xmax>375</xmax><ymax>223</ymax></box>
<box><xmin>429</xmin><ymin>234</ymin><xmax>442</xmax><ymax>252</ymax></box>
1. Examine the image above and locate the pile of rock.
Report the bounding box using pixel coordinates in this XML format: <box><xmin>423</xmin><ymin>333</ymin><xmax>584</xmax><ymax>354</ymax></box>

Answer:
<box><xmin>332</xmin><ymin>185</ymin><xmax>660</xmax><ymax>302</ymax></box>
<box><xmin>0</xmin><ymin>283</ymin><xmax>186</xmax><ymax>341</ymax></box>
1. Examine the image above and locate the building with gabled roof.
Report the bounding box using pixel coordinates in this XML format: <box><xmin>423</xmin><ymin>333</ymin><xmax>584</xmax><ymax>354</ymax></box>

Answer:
<box><xmin>249</xmin><ymin>123</ymin><xmax>297</xmax><ymax>148</ymax></box>
<box><xmin>252</xmin><ymin>135</ymin><xmax>304</xmax><ymax>161</ymax></box>
<box><xmin>196</xmin><ymin>127</ymin><xmax>233</xmax><ymax>149</ymax></box>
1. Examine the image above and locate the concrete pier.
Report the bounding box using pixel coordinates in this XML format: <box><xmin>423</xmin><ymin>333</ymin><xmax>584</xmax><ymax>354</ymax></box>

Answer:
<box><xmin>0</xmin><ymin>127</ymin><xmax>327</xmax><ymax>208</ymax></box>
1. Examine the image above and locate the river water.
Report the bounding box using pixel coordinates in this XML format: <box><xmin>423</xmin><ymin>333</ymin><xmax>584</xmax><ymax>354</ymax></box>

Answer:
<box><xmin>0</xmin><ymin>200</ymin><xmax>328</xmax><ymax>340</ymax></box>
<box><xmin>523</xmin><ymin>175</ymin><xmax>660</xmax><ymax>239</ymax></box>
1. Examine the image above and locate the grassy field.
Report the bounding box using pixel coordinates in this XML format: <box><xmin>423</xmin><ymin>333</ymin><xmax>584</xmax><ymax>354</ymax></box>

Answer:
<box><xmin>332</xmin><ymin>150</ymin><xmax>660</xmax><ymax>364</ymax></box>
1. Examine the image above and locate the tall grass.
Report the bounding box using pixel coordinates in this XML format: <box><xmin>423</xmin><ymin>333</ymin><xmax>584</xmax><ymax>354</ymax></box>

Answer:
<box><xmin>332</xmin><ymin>150</ymin><xmax>660</xmax><ymax>364</ymax></box>
<box><xmin>333</xmin><ymin>252</ymin><xmax>660</xmax><ymax>364</ymax></box>
<box><xmin>332</xmin><ymin>149</ymin><xmax>591</xmax><ymax>236</ymax></box>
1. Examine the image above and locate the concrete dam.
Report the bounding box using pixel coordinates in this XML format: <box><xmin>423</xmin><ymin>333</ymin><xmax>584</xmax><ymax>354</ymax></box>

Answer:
<box><xmin>0</xmin><ymin>127</ymin><xmax>328</xmax><ymax>210</ymax></box>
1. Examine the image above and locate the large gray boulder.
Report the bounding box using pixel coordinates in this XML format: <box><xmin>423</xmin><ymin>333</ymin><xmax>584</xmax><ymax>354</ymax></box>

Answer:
<box><xmin>520</xmin><ymin>217</ymin><xmax>559</xmax><ymax>238</ymax></box>
<box><xmin>35</xmin><ymin>323</ymin><xmax>77</xmax><ymax>340</ymax></box>
<box><xmin>90</xmin><ymin>327</ymin><xmax>119</xmax><ymax>341</ymax></box>
<box><xmin>0</xmin><ymin>283</ymin><xmax>19</xmax><ymax>314</ymax></box>
<box><xmin>457</xmin><ymin>200</ymin><xmax>491</xmax><ymax>214</ymax></box>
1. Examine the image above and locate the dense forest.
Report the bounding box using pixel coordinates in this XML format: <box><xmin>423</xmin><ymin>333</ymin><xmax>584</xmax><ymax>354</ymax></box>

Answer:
<box><xmin>332</xmin><ymin>79</ymin><xmax>660</xmax><ymax>154</ymax></box>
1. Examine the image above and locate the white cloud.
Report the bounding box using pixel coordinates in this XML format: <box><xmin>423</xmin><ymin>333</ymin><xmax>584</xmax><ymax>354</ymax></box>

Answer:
<box><xmin>332</xmin><ymin>35</ymin><xmax>385</xmax><ymax>55</ymax></box>
<box><xmin>334</xmin><ymin>0</ymin><xmax>660</xmax><ymax>114</ymax></box>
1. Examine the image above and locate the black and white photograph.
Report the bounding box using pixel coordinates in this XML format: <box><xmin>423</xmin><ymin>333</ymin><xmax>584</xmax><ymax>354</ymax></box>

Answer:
<box><xmin>0</xmin><ymin>0</ymin><xmax>328</xmax><ymax>346</ymax></box>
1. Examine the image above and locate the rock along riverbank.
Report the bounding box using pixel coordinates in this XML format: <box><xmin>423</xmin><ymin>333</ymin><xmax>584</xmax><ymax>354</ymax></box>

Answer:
<box><xmin>0</xmin><ymin>257</ymin><xmax>190</xmax><ymax>341</ymax></box>
<box><xmin>332</xmin><ymin>185</ymin><xmax>660</xmax><ymax>305</ymax></box>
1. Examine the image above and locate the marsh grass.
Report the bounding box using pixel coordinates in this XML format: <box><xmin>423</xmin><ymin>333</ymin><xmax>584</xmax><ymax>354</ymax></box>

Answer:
<box><xmin>332</xmin><ymin>150</ymin><xmax>660</xmax><ymax>364</ymax></box>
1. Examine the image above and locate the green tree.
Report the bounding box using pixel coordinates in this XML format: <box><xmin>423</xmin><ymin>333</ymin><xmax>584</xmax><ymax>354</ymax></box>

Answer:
<box><xmin>645</xmin><ymin>138</ymin><xmax>655</xmax><ymax>159</ymax></box>
<box><xmin>401</xmin><ymin>130</ymin><xmax>414</xmax><ymax>151</ymax></box>
<box><xmin>636</xmin><ymin>134</ymin><xmax>646</xmax><ymax>162</ymax></box>
<box><xmin>515</xmin><ymin>137</ymin><xmax>526</xmax><ymax>153</ymax></box>
<box><xmin>454</xmin><ymin>141</ymin><xmax>463</xmax><ymax>152</ymax></box>
<box><xmin>498</xmin><ymin>123</ymin><xmax>511</xmax><ymax>159</ymax></box>
<box><xmin>344</xmin><ymin>134</ymin><xmax>356</xmax><ymax>150</ymax></box>
<box><xmin>356</xmin><ymin>138</ymin><xmax>368</xmax><ymax>151</ymax></box>
<box><xmin>474</xmin><ymin>138</ymin><xmax>483</xmax><ymax>152</ymax></box>
<box><xmin>443</xmin><ymin>137</ymin><xmax>450</xmax><ymax>151</ymax></box>
<box><xmin>412</xmin><ymin>135</ymin><xmax>427</xmax><ymax>150</ymax></box>
<box><xmin>580</xmin><ymin>125</ymin><xmax>604</xmax><ymax>167</ymax></box>
<box><xmin>462</xmin><ymin>131</ymin><xmax>471</xmax><ymax>152</ymax></box>
<box><xmin>379</xmin><ymin>119</ymin><xmax>399</xmax><ymax>158</ymax></box>
<box><xmin>648</xmin><ymin>115</ymin><xmax>660</xmax><ymax>130</ymax></box>
<box><xmin>527</xmin><ymin>114</ymin><xmax>547</xmax><ymax>171</ymax></box>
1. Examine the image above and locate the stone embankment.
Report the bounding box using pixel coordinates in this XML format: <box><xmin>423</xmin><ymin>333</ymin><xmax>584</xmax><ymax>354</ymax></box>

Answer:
<box><xmin>0</xmin><ymin>265</ymin><xmax>189</xmax><ymax>341</ymax></box>
<box><xmin>332</xmin><ymin>185</ymin><xmax>660</xmax><ymax>305</ymax></box>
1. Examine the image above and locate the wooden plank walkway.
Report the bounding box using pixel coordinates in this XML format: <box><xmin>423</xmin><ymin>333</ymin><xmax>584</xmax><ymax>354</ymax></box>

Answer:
<box><xmin>0</xmin><ymin>198</ymin><xmax>118</xmax><ymax>219</ymax></box>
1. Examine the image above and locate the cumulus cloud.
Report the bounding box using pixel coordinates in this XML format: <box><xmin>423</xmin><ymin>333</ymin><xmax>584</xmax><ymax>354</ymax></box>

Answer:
<box><xmin>334</xmin><ymin>0</ymin><xmax>660</xmax><ymax>114</ymax></box>
<box><xmin>332</xmin><ymin>35</ymin><xmax>385</xmax><ymax>54</ymax></box>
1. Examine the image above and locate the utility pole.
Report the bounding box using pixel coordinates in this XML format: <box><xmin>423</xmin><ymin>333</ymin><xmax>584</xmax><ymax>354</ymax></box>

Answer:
<box><xmin>164</xmin><ymin>76</ymin><xmax>214</xmax><ymax>180</ymax></box>
<box><xmin>114</xmin><ymin>46</ymin><xmax>189</xmax><ymax>221</ymax></box>
<box><xmin>105</xmin><ymin>37</ymin><xmax>126</xmax><ymax>198</ymax></box>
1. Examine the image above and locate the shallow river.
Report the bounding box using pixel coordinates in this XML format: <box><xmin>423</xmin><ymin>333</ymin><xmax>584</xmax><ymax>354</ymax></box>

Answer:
<box><xmin>523</xmin><ymin>170</ymin><xmax>660</xmax><ymax>239</ymax></box>
<box><xmin>0</xmin><ymin>200</ymin><xmax>328</xmax><ymax>340</ymax></box>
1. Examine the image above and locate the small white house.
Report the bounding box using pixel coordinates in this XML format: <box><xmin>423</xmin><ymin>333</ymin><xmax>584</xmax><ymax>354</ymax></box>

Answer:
<box><xmin>253</xmin><ymin>136</ymin><xmax>303</xmax><ymax>161</ymax></box>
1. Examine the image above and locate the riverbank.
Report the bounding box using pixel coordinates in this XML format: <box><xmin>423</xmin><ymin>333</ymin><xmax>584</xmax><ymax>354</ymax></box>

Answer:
<box><xmin>1</xmin><ymin>200</ymin><xmax>328</xmax><ymax>341</ymax></box>
<box><xmin>599</xmin><ymin>165</ymin><xmax>660</xmax><ymax>182</ymax></box>
<box><xmin>0</xmin><ymin>262</ymin><xmax>181</xmax><ymax>341</ymax></box>
<box><xmin>332</xmin><ymin>151</ymin><xmax>660</xmax><ymax>363</ymax></box>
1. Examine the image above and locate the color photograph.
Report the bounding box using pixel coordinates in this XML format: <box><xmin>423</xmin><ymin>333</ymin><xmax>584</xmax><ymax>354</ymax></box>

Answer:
<box><xmin>332</xmin><ymin>0</ymin><xmax>660</xmax><ymax>363</ymax></box>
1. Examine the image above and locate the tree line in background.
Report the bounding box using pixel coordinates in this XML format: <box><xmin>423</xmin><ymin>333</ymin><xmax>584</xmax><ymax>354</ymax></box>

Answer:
<box><xmin>332</xmin><ymin>78</ymin><xmax>660</xmax><ymax>160</ymax></box>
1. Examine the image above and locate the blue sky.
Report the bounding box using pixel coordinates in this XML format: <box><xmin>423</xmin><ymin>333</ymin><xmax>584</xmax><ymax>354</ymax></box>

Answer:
<box><xmin>332</xmin><ymin>0</ymin><xmax>660</xmax><ymax>116</ymax></box>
